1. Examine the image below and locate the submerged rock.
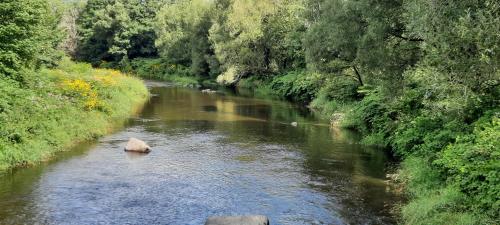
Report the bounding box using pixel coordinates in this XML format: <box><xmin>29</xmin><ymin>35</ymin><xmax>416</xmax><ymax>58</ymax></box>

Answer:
<box><xmin>124</xmin><ymin>138</ymin><xmax>151</xmax><ymax>153</ymax></box>
<box><xmin>205</xmin><ymin>216</ymin><xmax>269</xmax><ymax>225</ymax></box>
<box><xmin>202</xmin><ymin>89</ymin><xmax>217</xmax><ymax>94</ymax></box>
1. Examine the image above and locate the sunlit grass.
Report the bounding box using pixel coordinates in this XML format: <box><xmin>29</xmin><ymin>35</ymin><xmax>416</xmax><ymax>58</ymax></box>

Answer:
<box><xmin>0</xmin><ymin>59</ymin><xmax>149</xmax><ymax>172</ymax></box>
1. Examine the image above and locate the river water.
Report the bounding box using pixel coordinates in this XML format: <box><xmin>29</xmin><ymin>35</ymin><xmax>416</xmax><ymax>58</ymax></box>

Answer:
<box><xmin>0</xmin><ymin>81</ymin><xmax>399</xmax><ymax>225</ymax></box>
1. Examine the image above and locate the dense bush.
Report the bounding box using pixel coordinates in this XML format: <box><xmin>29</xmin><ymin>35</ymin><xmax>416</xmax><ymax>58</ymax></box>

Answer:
<box><xmin>129</xmin><ymin>58</ymin><xmax>199</xmax><ymax>87</ymax></box>
<box><xmin>309</xmin><ymin>76</ymin><xmax>359</xmax><ymax>116</ymax></box>
<box><xmin>75</xmin><ymin>0</ymin><xmax>162</xmax><ymax>65</ymax></box>
<box><xmin>437</xmin><ymin>114</ymin><xmax>500</xmax><ymax>217</ymax></box>
<box><xmin>400</xmin><ymin>156</ymin><xmax>496</xmax><ymax>225</ymax></box>
<box><xmin>321</xmin><ymin>77</ymin><xmax>360</xmax><ymax>102</ymax></box>
<box><xmin>269</xmin><ymin>70</ymin><xmax>323</xmax><ymax>103</ymax></box>
<box><xmin>341</xmin><ymin>89</ymin><xmax>397</xmax><ymax>146</ymax></box>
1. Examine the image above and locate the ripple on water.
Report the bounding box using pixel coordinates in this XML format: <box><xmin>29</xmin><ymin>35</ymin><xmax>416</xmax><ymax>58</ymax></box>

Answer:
<box><xmin>0</xmin><ymin>86</ymin><xmax>399</xmax><ymax>225</ymax></box>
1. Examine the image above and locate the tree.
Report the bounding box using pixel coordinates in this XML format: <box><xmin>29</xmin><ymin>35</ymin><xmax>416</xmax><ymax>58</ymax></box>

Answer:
<box><xmin>304</xmin><ymin>0</ymin><xmax>421</xmax><ymax>88</ymax></box>
<box><xmin>154</xmin><ymin>0</ymin><xmax>216</xmax><ymax>76</ymax></box>
<box><xmin>0</xmin><ymin>0</ymin><xmax>64</xmax><ymax>80</ymax></box>
<box><xmin>209</xmin><ymin>0</ymin><xmax>305</xmax><ymax>84</ymax></box>
<box><xmin>403</xmin><ymin>0</ymin><xmax>500</xmax><ymax>115</ymax></box>
<box><xmin>76</xmin><ymin>0</ymin><xmax>164</xmax><ymax>66</ymax></box>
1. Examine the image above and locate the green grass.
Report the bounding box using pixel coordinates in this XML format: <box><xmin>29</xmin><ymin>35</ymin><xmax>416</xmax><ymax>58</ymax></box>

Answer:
<box><xmin>0</xmin><ymin>59</ymin><xmax>149</xmax><ymax>172</ymax></box>
<box><xmin>128</xmin><ymin>58</ymin><xmax>201</xmax><ymax>88</ymax></box>
<box><xmin>166</xmin><ymin>74</ymin><xmax>200</xmax><ymax>88</ymax></box>
<box><xmin>399</xmin><ymin>157</ymin><xmax>496</xmax><ymax>225</ymax></box>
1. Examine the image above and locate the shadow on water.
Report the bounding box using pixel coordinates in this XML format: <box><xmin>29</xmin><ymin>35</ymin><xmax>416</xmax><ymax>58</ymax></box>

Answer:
<box><xmin>0</xmin><ymin>82</ymin><xmax>401</xmax><ymax>225</ymax></box>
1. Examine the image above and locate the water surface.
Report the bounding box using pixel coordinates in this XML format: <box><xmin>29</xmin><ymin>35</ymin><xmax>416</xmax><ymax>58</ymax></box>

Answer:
<box><xmin>0</xmin><ymin>81</ymin><xmax>399</xmax><ymax>224</ymax></box>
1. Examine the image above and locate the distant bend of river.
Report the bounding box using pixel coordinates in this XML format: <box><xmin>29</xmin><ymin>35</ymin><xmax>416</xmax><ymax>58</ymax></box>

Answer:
<box><xmin>0</xmin><ymin>81</ymin><xmax>400</xmax><ymax>225</ymax></box>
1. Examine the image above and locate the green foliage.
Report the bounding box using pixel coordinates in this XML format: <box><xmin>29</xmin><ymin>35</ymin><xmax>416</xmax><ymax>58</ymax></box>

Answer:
<box><xmin>392</xmin><ymin>117</ymin><xmax>468</xmax><ymax>157</ymax></box>
<box><xmin>76</xmin><ymin>0</ymin><xmax>164</xmax><ymax>65</ymax></box>
<box><xmin>308</xmin><ymin>76</ymin><xmax>359</xmax><ymax>116</ymax></box>
<box><xmin>400</xmin><ymin>157</ymin><xmax>495</xmax><ymax>225</ymax></box>
<box><xmin>129</xmin><ymin>58</ymin><xmax>199</xmax><ymax>87</ymax></box>
<box><xmin>321</xmin><ymin>77</ymin><xmax>360</xmax><ymax>102</ymax></box>
<box><xmin>154</xmin><ymin>0</ymin><xmax>216</xmax><ymax>77</ymax></box>
<box><xmin>0</xmin><ymin>60</ymin><xmax>148</xmax><ymax>171</ymax></box>
<box><xmin>342</xmin><ymin>89</ymin><xmax>395</xmax><ymax>146</ymax></box>
<box><xmin>304</xmin><ymin>0</ymin><xmax>421</xmax><ymax>87</ymax></box>
<box><xmin>269</xmin><ymin>70</ymin><xmax>323</xmax><ymax>103</ymax></box>
<box><xmin>0</xmin><ymin>0</ymin><xmax>64</xmax><ymax>80</ymax></box>
<box><xmin>309</xmin><ymin>95</ymin><xmax>339</xmax><ymax>117</ymax></box>
<box><xmin>209</xmin><ymin>0</ymin><xmax>306</xmax><ymax>82</ymax></box>
<box><xmin>437</xmin><ymin>114</ymin><xmax>500</xmax><ymax>217</ymax></box>
<box><xmin>403</xmin><ymin>0</ymin><xmax>499</xmax><ymax>97</ymax></box>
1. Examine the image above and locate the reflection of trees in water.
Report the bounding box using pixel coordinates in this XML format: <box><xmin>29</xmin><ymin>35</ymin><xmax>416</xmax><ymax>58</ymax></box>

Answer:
<box><xmin>301</xmin><ymin>127</ymin><xmax>397</xmax><ymax>224</ymax></box>
<box><xmin>139</xmin><ymin>86</ymin><xmax>397</xmax><ymax>224</ymax></box>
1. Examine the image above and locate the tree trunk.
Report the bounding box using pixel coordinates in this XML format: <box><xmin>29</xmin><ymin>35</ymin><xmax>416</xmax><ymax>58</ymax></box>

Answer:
<box><xmin>353</xmin><ymin>65</ymin><xmax>364</xmax><ymax>86</ymax></box>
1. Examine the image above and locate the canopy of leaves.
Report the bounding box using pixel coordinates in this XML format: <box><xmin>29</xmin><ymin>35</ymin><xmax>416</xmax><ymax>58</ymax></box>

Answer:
<box><xmin>0</xmin><ymin>0</ymin><xmax>64</xmax><ymax>80</ymax></box>
<box><xmin>208</xmin><ymin>0</ymin><xmax>306</xmax><ymax>83</ymax></box>
<box><xmin>76</xmin><ymin>0</ymin><xmax>164</xmax><ymax>65</ymax></box>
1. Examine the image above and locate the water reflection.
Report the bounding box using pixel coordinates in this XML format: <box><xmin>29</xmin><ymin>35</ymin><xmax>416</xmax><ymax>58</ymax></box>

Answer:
<box><xmin>0</xmin><ymin>84</ymin><xmax>399</xmax><ymax>225</ymax></box>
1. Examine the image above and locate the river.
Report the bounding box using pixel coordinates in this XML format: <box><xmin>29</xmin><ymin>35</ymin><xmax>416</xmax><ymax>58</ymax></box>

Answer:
<box><xmin>0</xmin><ymin>81</ymin><xmax>399</xmax><ymax>225</ymax></box>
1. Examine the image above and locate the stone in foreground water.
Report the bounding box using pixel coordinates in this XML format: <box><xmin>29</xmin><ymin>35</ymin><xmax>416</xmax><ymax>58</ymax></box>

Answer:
<box><xmin>124</xmin><ymin>138</ymin><xmax>151</xmax><ymax>153</ymax></box>
<box><xmin>205</xmin><ymin>215</ymin><xmax>270</xmax><ymax>225</ymax></box>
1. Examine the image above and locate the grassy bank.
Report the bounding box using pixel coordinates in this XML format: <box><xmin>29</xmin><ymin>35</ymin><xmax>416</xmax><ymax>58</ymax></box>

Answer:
<box><xmin>0</xmin><ymin>59</ymin><xmax>149</xmax><ymax>172</ymax></box>
<box><xmin>124</xmin><ymin>58</ymin><xmax>204</xmax><ymax>88</ymax></box>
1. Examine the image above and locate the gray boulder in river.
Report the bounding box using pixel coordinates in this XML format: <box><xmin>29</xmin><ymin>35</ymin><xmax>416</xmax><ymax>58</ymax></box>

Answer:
<box><xmin>124</xmin><ymin>138</ymin><xmax>151</xmax><ymax>153</ymax></box>
<box><xmin>205</xmin><ymin>215</ymin><xmax>269</xmax><ymax>225</ymax></box>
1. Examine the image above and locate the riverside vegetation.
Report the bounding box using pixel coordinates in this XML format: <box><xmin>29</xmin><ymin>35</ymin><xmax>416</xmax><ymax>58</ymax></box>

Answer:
<box><xmin>2</xmin><ymin>0</ymin><xmax>499</xmax><ymax>224</ymax></box>
<box><xmin>0</xmin><ymin>1</ymin><xmax>149</xmax><ymax>171</ymax></box>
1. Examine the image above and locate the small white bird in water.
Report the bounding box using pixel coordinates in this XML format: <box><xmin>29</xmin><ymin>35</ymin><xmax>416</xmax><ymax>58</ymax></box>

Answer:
<box><xmin>291</xmin><ymin>122</ymin><xmax>298</xmax><ymax>127</ymax></box>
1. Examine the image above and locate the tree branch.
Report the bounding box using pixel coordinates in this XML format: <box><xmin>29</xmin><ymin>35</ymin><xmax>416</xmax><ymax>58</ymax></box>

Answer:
<box><xmin>390</xmin><ymin>32</ymin><xmax>424</xmax><ymax>42</ymax></box>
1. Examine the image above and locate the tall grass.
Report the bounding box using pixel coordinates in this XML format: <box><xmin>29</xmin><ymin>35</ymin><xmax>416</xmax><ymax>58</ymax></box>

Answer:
<box><xmin>399</xmin><ymin>157</ymin><xmax>495</xmax><ymax>225</ymax></box>
<box><xmin>0</xmin><ymin>59</ymin><xmax>149</xmax><ymax>171</ymax></box>
<box><xmin>129</xmin><ymin>58</ymin><xmax>200</xmax><ymax>87</ymax></box>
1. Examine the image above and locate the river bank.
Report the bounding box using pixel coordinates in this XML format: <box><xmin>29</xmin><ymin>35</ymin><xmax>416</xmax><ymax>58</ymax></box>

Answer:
<box><xmin>0</xmin><ymin>59</ymin><xmax>149</xmax><ymax>172</ymax></box>
<box><xmin>0</xmin><ymin>83</ymin><xmax>400</xmax><ymax>224</ymax></box>
<box><xmin>127</xmin><ymin>59</ymin><xmax>498</xmax><ymax>224</ymax></box>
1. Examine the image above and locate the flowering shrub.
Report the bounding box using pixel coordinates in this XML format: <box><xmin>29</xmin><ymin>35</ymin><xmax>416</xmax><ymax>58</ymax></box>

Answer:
<box><xmin>61</xmin><ymin>79</ymin><xmax>100</xmax><ymax>110</ymax></box>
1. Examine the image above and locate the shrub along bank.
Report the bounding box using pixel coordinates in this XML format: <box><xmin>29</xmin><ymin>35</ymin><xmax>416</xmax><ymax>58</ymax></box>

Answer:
<box><xmin>0</xmin><ymin>59</ymin><xmax>149</xmax><ymax>171</ymax></box>
<box><xmin>121</xmin><ymin>58</ymin><xmax>202</xmax><ymax>88</ymax></box>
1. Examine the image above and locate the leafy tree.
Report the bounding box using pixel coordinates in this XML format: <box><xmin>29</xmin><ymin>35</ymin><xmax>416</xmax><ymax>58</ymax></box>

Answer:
<box><xmin>403</xmin><ymin>0</ymin><xmax>500</xmax><ymax>116</ymax></box>
<box><xmin>154</xmin><ymin>0</ymin><xmax>216</xmax><ymax>76</ymax></box>
<box><xmin>76</xmin><ymin>0</ymin><xmax>164</xmax><ymax>66</ymax></box>
<box><xmin>304</xmin><ymin>0</ymin><xmax>421</xmax><ymax>87</ymax></box>
<box><xmin>210</xmin><ymin>0</ymin><xmax>305</xmax><ymax>84</ymax></box>
<box><xmin>0</xmin><ymin>0</ymin><xmax>64</xmax><ymax>80</ymax></box>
